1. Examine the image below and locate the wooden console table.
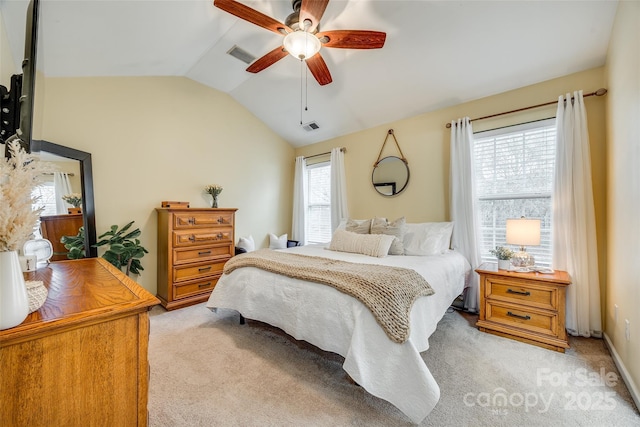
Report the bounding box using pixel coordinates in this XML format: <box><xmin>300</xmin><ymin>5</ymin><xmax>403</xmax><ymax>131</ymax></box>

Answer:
<box><xmin>0</xmin><ymin>258</ymin><xmax>159</xmax><ymax>426</ymax></box>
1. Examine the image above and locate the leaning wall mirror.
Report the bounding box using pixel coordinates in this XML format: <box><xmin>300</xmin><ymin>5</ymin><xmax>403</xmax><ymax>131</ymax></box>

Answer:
<box><xmin>372</xmin><ymin>156</ymin><xmax>410</xmax><ymax>196</ymax></box>
<box><xmin>372</xmin><ymin>129</ymin><xmax>410</xmax><ymax>196</ymax></box>
<box><xmin>31</xmin><ymin>139</ymin><xmax>98</xmax><ymax>259</ymax></box>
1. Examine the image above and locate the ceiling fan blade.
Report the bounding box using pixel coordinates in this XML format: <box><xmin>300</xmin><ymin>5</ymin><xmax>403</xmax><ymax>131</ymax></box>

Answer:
<box><xmin>306</xmin><ymin>54</ymin><xmax>332</xmax><ymax>86</ymax></box>
<box><xmin>246</xmin><ymin>46</ymin><xmax>289</xmax><ymax>73</ymax></box>
<box><xmin>214</xmin><ymin>0</ymin><xmax>291</xmax><ymax>35</ymax></box>
<box><xmin>299</xmin><ymin>0</ymin><xmax>329</xmax><ymax>33</ymax></box>
<box><xmin>317</xmin><ymin>30</ymin><xmax>386</xmax><ymax>49</ymax></box>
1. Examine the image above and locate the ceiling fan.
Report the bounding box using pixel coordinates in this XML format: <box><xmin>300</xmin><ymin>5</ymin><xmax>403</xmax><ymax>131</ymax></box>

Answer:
<box><xmin>214</xmin><ymin>0</ymin><xmax>386</xmax><ymax>86</ymax></box>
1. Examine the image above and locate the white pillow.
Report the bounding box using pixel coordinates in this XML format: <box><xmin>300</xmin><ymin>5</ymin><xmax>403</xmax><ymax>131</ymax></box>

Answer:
<box><xmin>328</xmin><ymin>229</ymin><xmax>395</xmax><ymax>258</ymax></box>
<box><xmin>403</xmin><ymin>222</ymin><xmax>454</xmax><ymax>256</ymax></box>
<box><xmin>345</xmin><ymin>218</ymin><xmax>371</xmax><ymax>234</ymax></box>
<box><xmin>370</xmin><ymin>217</ymin><xmax>406</xmax><ymax>255</ymax></box>
<box><xmin>269</xmin><ymin>233</ymin><xmax>288</xmax><ymax>249</ymax></box>
<box><xmin>237</xmin><ymin>235</ymin><xmax>255</xmax><ymax>252</ymax></box>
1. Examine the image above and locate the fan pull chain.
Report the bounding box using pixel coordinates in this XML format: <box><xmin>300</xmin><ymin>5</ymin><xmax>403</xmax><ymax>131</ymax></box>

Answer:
<box><xmin>300</xmin><ymin>59</ymin><xmax>304</xmax><ymax>125</ymax></box>
<box><xmin>305</xmin><ymin>60</ymin><xmax>309</xmax><ymax>113</ymax></box>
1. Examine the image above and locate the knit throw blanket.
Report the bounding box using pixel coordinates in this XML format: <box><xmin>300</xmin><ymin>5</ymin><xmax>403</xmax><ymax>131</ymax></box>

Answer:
<box><xmin>223</xmin><ymin>249</ymin><xmax>435</xmax><ymax>343</ymax></box>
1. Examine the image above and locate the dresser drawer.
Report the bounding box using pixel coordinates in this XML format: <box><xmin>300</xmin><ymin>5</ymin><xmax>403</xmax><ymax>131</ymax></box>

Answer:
<box><xmin>173</xmin><ymin>245</ymin><xmax>232</xmax><ymax>265</ymax></box>
<box><xmin>173</xmin><ymin>276</ymin><xmax>220</xmax><ymax>300</ymax></box>
<box><xmin>173</xmin><ymin>228</ymin><xmax>232</xmax><ymax>247</ymax></box>
<box><xmin>173</xmin><ymin>260</ymin><xmax>226</xmax><ymax>282</ymax></box>
<box><xmin>486</xmin><ymin>301</ymin><xmax>557</xmax><ymax>337</ymax></box>
<box><xmin>174</xmin><ymin>212</ymin><xmax>234</xmax><ymax>229</ymax></box>
<box><xmin>486</xmin><ymin>277</ymin><xmax>556</xmax><ymax>310</ymax></box>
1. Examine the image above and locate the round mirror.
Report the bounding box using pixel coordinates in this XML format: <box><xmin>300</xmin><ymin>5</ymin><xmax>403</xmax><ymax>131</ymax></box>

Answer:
<box><xmin>372</xmin><ymin>156</ymin><xmax>410</xmax><ymax>196</ymax></box>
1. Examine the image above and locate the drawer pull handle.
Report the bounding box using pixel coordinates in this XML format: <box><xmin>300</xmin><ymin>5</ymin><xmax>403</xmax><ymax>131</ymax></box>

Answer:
<box><xmin>217</xmin><ymin>233</ymin><xmax>223</xmax><ymax>239</ymax></box>
<box><xmin>198</xmin><ymin>266</ymin><xmax>212</xmax><ymax>272</ymax></box>
<box><xmin>217</xmin><ymin>217</ymin><xmax>224</xmax><ymax>224</ymax></box>
<box><xmin>188</xmin><ymin>218</ymin><xmax>195</xmax><ymax>225</ymax></box>
<box><xmin>198</xmin><ymin>250</ymin><xmax>212</xmax><ymax>256</ymax></box>
<box><xmin>507</xmin><ymin>311</ymin><xmax>531</xmax><ymax>321</ymax></box>
<box><xmin>507</xmin><ymin>288</ymin><xmax>531</xmax><ymax>296</ymax></box>
<box><xmin>188</xmin><ymin>235</ymin><xmax>195</xmax><ymax>241</ymax></box>
<box><xmin>199</xmin><ymin>282</ymin><xmax>211</xmax><ymax>289</ymax></box>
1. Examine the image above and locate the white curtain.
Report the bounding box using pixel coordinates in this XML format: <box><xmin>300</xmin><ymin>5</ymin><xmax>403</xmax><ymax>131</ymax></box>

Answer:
<box><xmin>553</xmin><ymin>90</ymin><xmax>602</xmax><ymax>337</ymax></box>
<box><xmin>450</xmin><ymin>117</ymin><xmax>482</xmax><ymax>312</ymax></box>
<box><xmin>291</xmin><ymin>156</ymin><xmax>307</xmax><ymax>244</ymax></box>
<box><xmin>54</xmin><ymin>172</ymin><xmax>73</xmax><ymax>214</ymax></box>
<box><xmin>330</xmin><ymin>147</ymin><xmax>349</xmax><ymax>232</ymax></box>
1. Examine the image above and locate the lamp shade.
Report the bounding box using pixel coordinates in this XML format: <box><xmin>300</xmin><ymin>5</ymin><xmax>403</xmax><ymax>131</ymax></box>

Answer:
<box><xmin>506</xmin><ymin>218</ymin><xmax>541</xmax><ymax>246</ymax></box>
<box><xmin>283</xmin><ymin>31</ymin><xmax>321</xmax><ymax>60</ymax></box>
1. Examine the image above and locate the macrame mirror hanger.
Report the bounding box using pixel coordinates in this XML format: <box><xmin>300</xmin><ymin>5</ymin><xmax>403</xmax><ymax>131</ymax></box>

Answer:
<box><xmin>374</xmin><ymin>129</ymin><xmax>407</xmax><ymax>167</ymax></box>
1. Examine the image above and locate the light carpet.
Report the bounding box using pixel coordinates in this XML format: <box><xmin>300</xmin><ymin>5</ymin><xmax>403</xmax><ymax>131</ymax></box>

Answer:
<box><xmin>148</xmin><ymin>303</ymin><xmax>639</xmax><ymax>426</ymax></box>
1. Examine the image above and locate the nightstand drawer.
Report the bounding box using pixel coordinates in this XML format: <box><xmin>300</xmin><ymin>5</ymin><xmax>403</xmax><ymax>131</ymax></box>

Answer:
<box><xmin>486</xmin><ymin>301</ymin><xmax>558</xmax><ymax>337</ymax></box>
<box><xmin>487</xmin><ymin>278</ymin><xmax>557</xmax><ymax>310</ymax></box>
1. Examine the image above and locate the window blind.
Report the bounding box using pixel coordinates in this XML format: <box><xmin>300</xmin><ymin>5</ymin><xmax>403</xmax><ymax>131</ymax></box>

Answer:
<box><xmin>474</xmin><ymin>119</ymin><xmax>556</xmax><ymax>266</ymax></box>
<box><xmin>306</xmin><ymin>161</ymin><xmax>332</xmax><ymax>244</ymax></box>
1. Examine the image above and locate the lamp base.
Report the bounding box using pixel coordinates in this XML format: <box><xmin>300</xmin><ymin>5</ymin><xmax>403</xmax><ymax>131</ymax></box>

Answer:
<box><xmin>511</xmin><ymin>251</ymin><xmax>535</xmax><ymax>268</ymax></box>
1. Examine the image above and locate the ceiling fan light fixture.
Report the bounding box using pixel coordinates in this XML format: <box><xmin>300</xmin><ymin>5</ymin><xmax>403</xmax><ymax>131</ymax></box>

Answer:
<box><xmin>283</xmin><ymin>30</ymin><xmax>321</xmax><ymax>60</ymax></box>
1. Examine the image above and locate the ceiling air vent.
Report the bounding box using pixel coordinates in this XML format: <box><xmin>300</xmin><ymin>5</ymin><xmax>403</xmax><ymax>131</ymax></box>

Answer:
<box><xmin>226</xmin><ymin>45</ymin><xmax>256</xmax><ymax>65</ymax></box>
<box><xmin>302</xmin><ymin>121</ymin><xmax>320</xmax><ymax>132</ymax></box>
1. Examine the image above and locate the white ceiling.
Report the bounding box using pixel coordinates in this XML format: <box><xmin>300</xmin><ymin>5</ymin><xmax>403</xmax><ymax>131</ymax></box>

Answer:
<box><xmin>1</xmin><ymin>0</ymin><xmax>618</xmax><ymax>147</ymax></box>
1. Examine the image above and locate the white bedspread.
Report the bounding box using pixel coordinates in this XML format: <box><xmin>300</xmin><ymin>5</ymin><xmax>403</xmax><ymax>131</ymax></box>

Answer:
<box><xmin>206</xmin><ymin>245</ymin><xmax>469</xmax><ymax>423</ymax></box>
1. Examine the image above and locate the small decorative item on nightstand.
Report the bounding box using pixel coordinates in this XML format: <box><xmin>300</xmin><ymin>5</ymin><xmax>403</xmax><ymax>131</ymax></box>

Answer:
<box><xmin>475</xmin><ymin>263</ymin><xmax>571</xmax><ymax>352</ymax></box>
<box><xmin>506</xmin><ymin>217</ymin><xmax>540</xmax><ymax>268</ymax></box>
<box><xmin>489</xmin><ymin>246</ymin><xmax>514</xmax><ymax>270</ymax></box>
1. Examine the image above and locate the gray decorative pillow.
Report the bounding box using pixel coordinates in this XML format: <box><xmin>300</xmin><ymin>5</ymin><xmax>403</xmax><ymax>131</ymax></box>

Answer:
<box><xmin>345</xmin><ymin>218</ymin><xmax>371</xmax><ymax>234</ymax></box>
<box><xmin>370</xmin><ymin>217</ymin><xmax>406</xmax><ymax>255</ymax></box>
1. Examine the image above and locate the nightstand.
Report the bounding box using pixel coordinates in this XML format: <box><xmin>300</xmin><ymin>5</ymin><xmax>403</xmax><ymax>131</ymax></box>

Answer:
<box><xmin>475</xmin><ymin>263</ymin><xmax>571</xmax><ymax>352</ymax></box>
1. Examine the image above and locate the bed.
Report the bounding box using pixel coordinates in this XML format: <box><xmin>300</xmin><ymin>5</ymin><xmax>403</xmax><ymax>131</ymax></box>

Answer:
<box><xmin>206</xmin><ymin>241</ymin><xmax>470</xmax><ymax>423</ymax></box>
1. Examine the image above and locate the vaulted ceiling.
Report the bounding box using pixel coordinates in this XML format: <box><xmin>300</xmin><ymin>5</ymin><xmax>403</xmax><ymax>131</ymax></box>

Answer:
<box><xmin>1</xmin><ymin>0</ymin><xmax>618</xmax><ymax>147</ymax></box>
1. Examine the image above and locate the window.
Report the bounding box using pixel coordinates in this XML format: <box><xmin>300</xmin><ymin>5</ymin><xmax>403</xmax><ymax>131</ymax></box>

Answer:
<box><xmin>306</xmin><ymin>161</ymin><xmax>332</xmax><ymax>244</ymax></box>
<box><xmin>474</xmin><ymin>119</ymin><xmax>556</xmax><ymax>266</ymax></box>
<box><xmin>32</xmin><ymin>181</ymin><xmax>57</xmax><ymax>217</ymax></box>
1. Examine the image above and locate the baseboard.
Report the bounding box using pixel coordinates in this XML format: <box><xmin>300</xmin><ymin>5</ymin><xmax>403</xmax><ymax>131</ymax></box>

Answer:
<box><xmin>604</xmin><ymin>332</ymin><xmax>640</xmax><ymax>411</ymax></box>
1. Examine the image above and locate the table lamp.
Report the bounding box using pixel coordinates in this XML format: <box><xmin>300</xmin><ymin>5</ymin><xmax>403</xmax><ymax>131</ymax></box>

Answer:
<box><xmin>506</xmin><ymin>217</ymin><xmax>540</xmax><ymax>268</ymax></box>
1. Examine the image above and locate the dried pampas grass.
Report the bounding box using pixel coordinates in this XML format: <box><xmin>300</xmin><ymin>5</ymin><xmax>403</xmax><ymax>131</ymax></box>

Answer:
<box><xmin>0</xmin><ymin>140</ymin><xmax>54</xmax><ymax>252</ymax></box>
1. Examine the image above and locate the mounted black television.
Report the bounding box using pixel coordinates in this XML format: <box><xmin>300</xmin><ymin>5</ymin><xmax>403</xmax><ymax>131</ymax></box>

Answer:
<box><xmin>3</xmin><ymin>0</ymin><xmax>39</xmax><ymax>156</ymax></box>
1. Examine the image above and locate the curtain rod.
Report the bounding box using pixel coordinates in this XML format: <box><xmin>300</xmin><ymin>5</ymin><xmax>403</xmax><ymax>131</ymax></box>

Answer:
<box><xmin>303</xmin><ymin>147</ymin><xmax>346</xmax><ymax>160</ymax></box>
<box><xmin>43</xmin><ymin>172</ymin><xmax>75</xmax><ymax>176</ymax></box>
<box><xmin>445</xmin><ymin>88</ymin><xmax>607</xmax><ymax>128</ymax></box>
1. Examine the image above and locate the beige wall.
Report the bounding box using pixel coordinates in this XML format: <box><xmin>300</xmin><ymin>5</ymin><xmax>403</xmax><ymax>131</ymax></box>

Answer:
<box><xmin>38</xmin><ymin>76</ymin><xmax>294</xmax><ymax>293</ymax></box>
<box><xmin>296</xmin><ymin>68</ymin><xmax>608</xmax><ymax>313</ymax></box>
<box><xmin>0</xmin><ymin>10</ymin><xmax>18</xmax><ymax>85</ymax></box>
<box><xmin>605</xmin><ymin>0</ymin><xmax>640</xmax><ymax>402</ymax></box>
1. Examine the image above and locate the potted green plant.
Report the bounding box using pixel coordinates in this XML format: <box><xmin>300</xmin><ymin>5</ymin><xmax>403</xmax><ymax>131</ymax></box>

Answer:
<box><xmin>61</xmin><ymin>226</ymin><xmax>86</xmax><ymax>259</ymax></box>
<box><xmin>62</xmin><ymin>193</ymin><xmax>82</xmax><ymax>214</ymax></box>
<box><xmin>489</xmin><ymin>246</ymin><xmax>514</xmax><ymax>270</ymax></box>
<box><xmin>94</xmin><ymin>221</ymin><xmax>148</xmax><ymax>276</ymax></box>
<box><xmin>63</xmin><ymin>221</ymin><xmax>148</xmax><ymax>276</ymax></box>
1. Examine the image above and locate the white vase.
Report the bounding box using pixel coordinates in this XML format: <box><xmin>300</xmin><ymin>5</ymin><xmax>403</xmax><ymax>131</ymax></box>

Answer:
<box><xmin>0</xmin><ymin>251</ymin><xmax>30</xmax><ymax>330</ymax></box>
<box><xmin>498</xmin><ymin>259</ymin><xmax>511</xmax><ymax>270</ymax></box>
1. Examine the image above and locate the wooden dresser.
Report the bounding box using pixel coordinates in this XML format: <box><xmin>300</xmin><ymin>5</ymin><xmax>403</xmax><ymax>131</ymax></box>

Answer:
<box><xmin>475</xmin><ymin>263</ymin><xmax>571</xmax><ymax>352</ymax></box>
<box><xmin>40</xmin><ymin>213</ymin><xmax>84</xmax><ymax>261</ymax></box>
<box><xmin>0</xmin><ymin>258</ymin><xmax>159</xmax><ymax>426</ymax></box>
<box><xmin>156</xmin><ymin>207</ymin><xmax>237</xmax><ymax>310</ymax></box>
